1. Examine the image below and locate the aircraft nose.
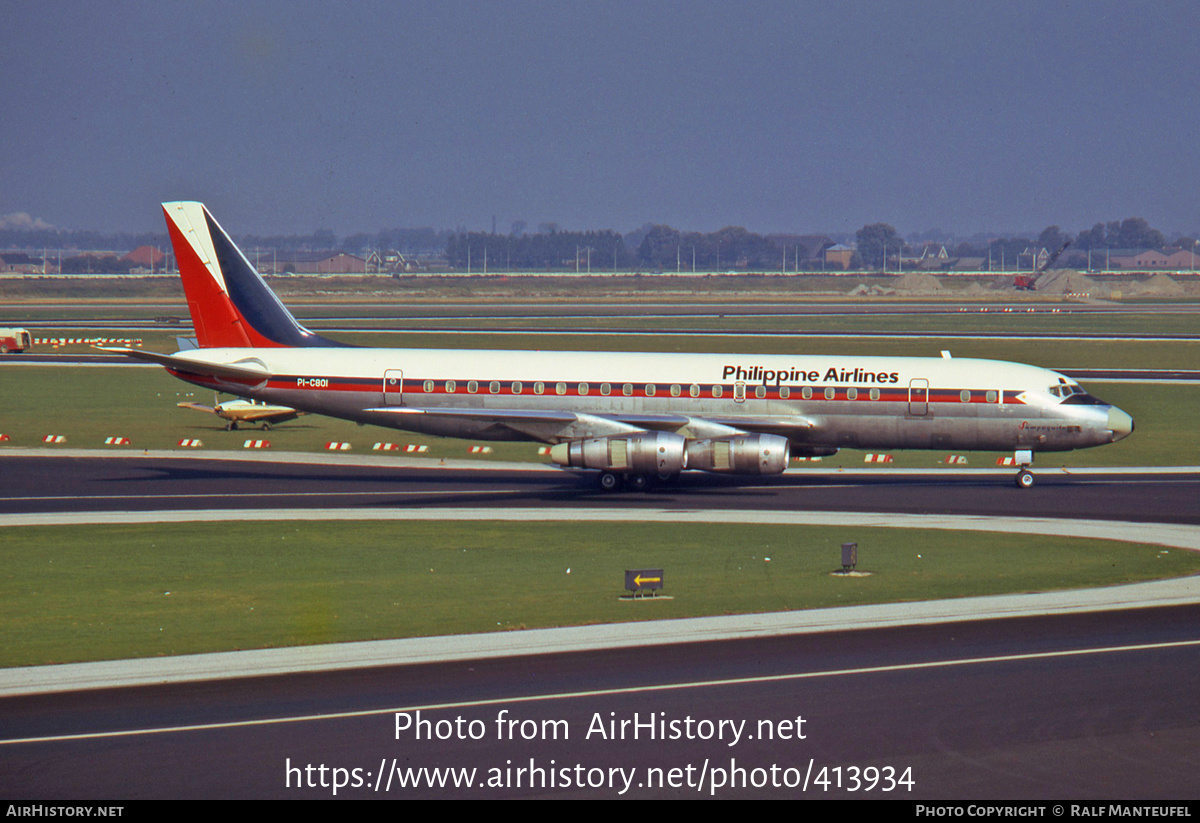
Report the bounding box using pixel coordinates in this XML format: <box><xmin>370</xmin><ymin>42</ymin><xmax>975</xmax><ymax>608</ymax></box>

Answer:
<box><xmin>1107</xmin><ymin>407</ymin><xmax>1134</xmax><ymax>442</ymax></box>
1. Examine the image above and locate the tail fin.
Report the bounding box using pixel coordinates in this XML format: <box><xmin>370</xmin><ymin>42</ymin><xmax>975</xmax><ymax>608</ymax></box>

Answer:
<box><xmin>162</xmin><ymin>202</ymin><xmax>346</xmax><ymax>348</ymax></box>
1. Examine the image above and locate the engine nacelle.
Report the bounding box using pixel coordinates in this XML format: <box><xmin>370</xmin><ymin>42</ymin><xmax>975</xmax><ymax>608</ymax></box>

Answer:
<box><xmin>685</xmin><ymin>433</ymin><xmax>791</xmax><ymax>475</ymax></box>
<box><xmin>550</xmin><ymin>431</ymin><xmax>688</xmax><ymax>474</ymax></box>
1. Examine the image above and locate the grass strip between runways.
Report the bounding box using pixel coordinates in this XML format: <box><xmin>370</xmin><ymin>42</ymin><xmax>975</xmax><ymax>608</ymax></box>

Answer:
<box><xmin>2</xmin><ymin>520</ymin><xmax>1197</xmax><ymax>668</ymax></box>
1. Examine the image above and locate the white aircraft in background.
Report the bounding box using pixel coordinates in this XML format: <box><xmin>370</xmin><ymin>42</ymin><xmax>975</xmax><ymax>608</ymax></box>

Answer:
<box><xmin>109</xmin><ymin>202</ymin><xmax>1133</xmax><ymax>491</ymax></box>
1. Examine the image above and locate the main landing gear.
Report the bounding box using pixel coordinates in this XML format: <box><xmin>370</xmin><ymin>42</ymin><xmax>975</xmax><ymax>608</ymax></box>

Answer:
<box><xmin>596</xmin><ymin>471</ymin><xmax>675</xmax><ymax>492</ymax></box>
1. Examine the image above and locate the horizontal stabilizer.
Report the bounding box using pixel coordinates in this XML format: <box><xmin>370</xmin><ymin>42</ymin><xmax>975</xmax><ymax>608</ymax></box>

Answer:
<box><xmin>98</xmin><ymin>347</ymin><xmax>273</xmax><ymax>383</ymax></box>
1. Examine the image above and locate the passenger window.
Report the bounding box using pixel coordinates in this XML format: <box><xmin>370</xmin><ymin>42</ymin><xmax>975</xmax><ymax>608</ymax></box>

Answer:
<box><xmin>846</xmin><ymin>387</ymin><xmax>858</xmax><ymax>400</ymax></box>
<box><xmin>622</xmin><ymin>383</ymin><xmax>633</xmax><ymax>396</ymax></box>
<box><xmin>512</xmin><ymin>381</ymin><xmax>523</xmax><ymax>394</ymax></box>
<box><xmin>755</xmin><ymin>385</ymin><xmax>767</xmax><ymax>399</ymax></box>
<box><xmin>534</xmin><ymin>382</ymin><xmax>544</xmax><ymax>395</ymax></box>
<box><xmin>467</xmin><ymin>380</ymin><xmax>478</xmax><ymax>394</ymax></box>
<box><xmin>446</xmin><ymin>380</ymin><xmax>456</xmax><ymax>393</ymax></box>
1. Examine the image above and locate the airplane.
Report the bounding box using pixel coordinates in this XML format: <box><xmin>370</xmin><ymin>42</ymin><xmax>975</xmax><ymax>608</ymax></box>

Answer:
<box><xmin>106</xmin><ymin>201</ymin><xmax>1133</xmax><ymax>491</ymax></box>
<box><xmin>177</xmin><ymin>394</ymin><xmax>303</xmax><ymax>430</ymax></box>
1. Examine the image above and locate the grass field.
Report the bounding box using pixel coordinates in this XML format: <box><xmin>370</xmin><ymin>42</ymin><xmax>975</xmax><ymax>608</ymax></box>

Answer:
<box><xmin>3</xmin><ymin>519</ymin><xmax>1196</xmax><ymax>668</ymax></box>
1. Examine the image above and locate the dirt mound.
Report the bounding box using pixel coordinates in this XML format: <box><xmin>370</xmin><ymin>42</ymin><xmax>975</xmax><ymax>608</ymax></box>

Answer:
<box><xmin>1036</xmin><ymin>270</ymin><xmax>1099</xmax><ymax>295</ymax></box>
<box><xmin>961</xmin><ymin>281</ymin><xmax>995</xmax><ymax>296</ymax></box>
<box><xmin>892</xmin><ymin>272</ymin><xmax>943</xmax><ymax>292</ymax></box>
<box><xmin>1127</xmin><ymin>273</ymin><xmax>1186</xmax><ymax>296</ymax></box>
<box><xmin>848</xmin><ymin>284</ymin><xmax>896</xmax><ymax>296</ymax></box>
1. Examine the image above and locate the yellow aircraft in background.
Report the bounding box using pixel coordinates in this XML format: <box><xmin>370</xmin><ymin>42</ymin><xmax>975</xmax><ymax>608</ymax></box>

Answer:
<box><xmin>177</xmin><ymin>396</ymin><xmax>303</xmax><ymax>431</ymax></box>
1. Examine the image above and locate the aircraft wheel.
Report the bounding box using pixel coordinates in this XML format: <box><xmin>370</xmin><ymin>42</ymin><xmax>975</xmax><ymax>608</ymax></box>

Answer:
<box><xmin>0</xmin><ymin>344</ymin><xmax>8</xmax><ymax>354</ymax></box>
<box><xmin>627</xmin><ymin>473</ymin><xmax>650</xmax><ymax>492</ymax></box>
<box><xmin>1015</xmin><ymin>469</ymin><xmax>1034</xmax><ymax>489</ymax></box>
<box><xmin>261</xmin><ymin>422</ymin><xmax>272</xmax><ymax>431</ymax></box>
<box><xmin>597</xmin><ymin>471</ymin><xmax>622</xmax><ymax>492</ymax></box>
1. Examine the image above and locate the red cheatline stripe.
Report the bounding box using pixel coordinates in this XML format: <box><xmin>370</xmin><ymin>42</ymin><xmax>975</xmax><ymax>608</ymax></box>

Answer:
<box><xmin>260</xmin><ymin>374</ymin><xmax>1026</xmax><ymax>405</ymax></box>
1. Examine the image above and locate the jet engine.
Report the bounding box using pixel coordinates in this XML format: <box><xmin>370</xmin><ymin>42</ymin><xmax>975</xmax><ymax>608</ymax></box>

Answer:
<box><xmin>685</xmin><ymin>433</ymin><xmax>791</xmax><ymax>475</ymax></box>
<box><xmin>549</xmin><ymin>431</ymin><xmax>687</xmax><ymax>475</ymax></box>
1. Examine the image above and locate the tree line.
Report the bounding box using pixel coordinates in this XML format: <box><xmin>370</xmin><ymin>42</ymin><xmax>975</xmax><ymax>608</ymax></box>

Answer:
<box><xmin>445</xmin><ymin>229</ymin><xmax>631</xmax><ymax>271</ymax></box>
<box><xmin>3</xmin><ymin>214</ymin><xmax>1190</xmax><ymax>272</ymax></box>
<box><xmin>855</xmin><ymin>216</ymin><xmax>1190</xmax><ymax>270</ymax></box>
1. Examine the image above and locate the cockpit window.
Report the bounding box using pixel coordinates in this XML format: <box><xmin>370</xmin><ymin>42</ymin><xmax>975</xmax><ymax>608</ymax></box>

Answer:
<box><xmin>1050</xmin><ymin>381</ymin><xmax>1107</xmax><ymax>405</ymax></box>
<box><xmin>1062</xmin><ymin>391</ymin><xmax>1107</xmax><ymax>406</ymax></box>
<box><xmin>1048</xmin><ymin>383</ymin><xmax>1087</xmax><ymax>399</ymax></box>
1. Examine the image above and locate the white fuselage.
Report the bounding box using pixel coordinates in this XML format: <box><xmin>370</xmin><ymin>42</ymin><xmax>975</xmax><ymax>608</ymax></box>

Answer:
<box><xmin>165</xmin><ymin>346</ymin><xmax>1131</xmax><ymax>454</ymax></box>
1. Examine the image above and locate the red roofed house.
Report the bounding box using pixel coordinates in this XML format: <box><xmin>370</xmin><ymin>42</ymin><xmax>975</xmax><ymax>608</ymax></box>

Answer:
<box><xmin>121</xmin><ymin>246</ymin><xmax>166</xmax><ymax>271</ymax></box>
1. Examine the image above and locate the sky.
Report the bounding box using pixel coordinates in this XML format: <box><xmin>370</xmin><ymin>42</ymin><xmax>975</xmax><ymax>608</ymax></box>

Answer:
<box><xmin>3</xmin><ymin>0</ymin><xmax>1200</xmax><ymax>239</ymax></box>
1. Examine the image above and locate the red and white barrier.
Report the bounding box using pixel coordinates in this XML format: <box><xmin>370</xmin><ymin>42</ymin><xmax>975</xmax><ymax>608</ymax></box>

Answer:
<box><xmin>792</xmin><ymin>456</ymin><xmax>823</xmax><ymax>462</ymax></box>
<box><xmin>37</xmin><ymin>337</ymin><xmax>143</xmax><ymax>346</ymax></box>
<box><xmin>942</xmin><ymin>455</ymin><xmax>968</xmax><ymax>464</ymax></box>
<box><xmin>864</xmin><ymin>453</ymin><xmax>894</xmax><ymax>463</ymax></box>
<box><xmin>42</xmin><ymin>435</ymin><xmax>66</xmax><ymax>443</ymax></box>
<box><xmin>177</xmin><ymin>439</ymin><xmax>204</xmax><ymax>447</ymax></box>
<box><xmin>104</xmin><ymin>436</ymin><xmax>131</xmax><ymax>445</ymax></box>
<box><xmin>373</xmin><ymin>442</ymin><xmax>400</xmax><ymax>450</ymax></box>
<box><xmin>325</xmin><ymin>441</ymin><xmax>352</xmax><ymax>451</ymax></box>
<box><xmin>0</xmin><ymin>434</ymin><xmax>9</xmax><ymax>442</ymax></box>
<box><xmin>468</xmin><ymin>446</ymin><xmax>493</xmax><ymax>454</ymax></box>
<box><xmin>243</xmin><ymin>439</ymin><xmax>271</xmax><ymax>449</ymax></box>
<box><xmin>996</xmin><ymin>457</ymin><xmax>1018</xmax><ymax>466</ymax></box>
<box><xmin>404</xmin><ymin>444</ymin><xmax>428</xmax><ymax>453</ymax></box>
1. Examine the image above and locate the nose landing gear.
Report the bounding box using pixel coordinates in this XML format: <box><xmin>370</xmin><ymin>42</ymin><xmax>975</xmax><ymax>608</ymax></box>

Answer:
<box><xmin>1012</xmin><ymin>449</ymin><xmax>1034</xmax><ymax>489</ymax></box>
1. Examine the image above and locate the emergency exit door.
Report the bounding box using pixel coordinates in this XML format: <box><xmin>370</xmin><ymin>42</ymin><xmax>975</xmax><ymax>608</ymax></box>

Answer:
<box><xmin>908</xmin><ymin>378</ymin><xmax>929</xmax><ymax>416</ymax></box>
<box><xmin>384</xmin><ymin>369</ymin><xmax>404</xmax><ymax>405</ymax></box>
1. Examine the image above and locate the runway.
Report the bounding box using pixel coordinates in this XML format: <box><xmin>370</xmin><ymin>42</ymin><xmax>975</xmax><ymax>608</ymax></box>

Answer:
<box><xmin>2</xmin><ymin>603</ymin><xmax>1198</xmax><ymax>798</ymax></box>
<box><xmin>8</xmin><ymin>297</ymin><xmax>1200</xmax><ymax>342</ymax></box>
<box><xmin>3</xmin><ymin>452</ymin><xmax>1200</xmax><ymax>525</ymax></box>
<box><xmin>10</xmin><ymin>297</ymin><xmax>1200</xmax><ymax>324</ymax></box>
<box><xmin>2</xmin><ymin>453</ymin><xmax>1198</xmax><ymax>798</ymax></box>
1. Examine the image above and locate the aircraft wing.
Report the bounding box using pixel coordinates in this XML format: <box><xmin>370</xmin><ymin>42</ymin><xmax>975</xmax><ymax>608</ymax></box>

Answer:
<box><xmin>177</xmin><ymin>401</ymin><xmax>217</xmax><ymax>413</ymax></box>
<box><xmin>99</xmin><ymin>347</ymin><xmax>272</xmax><ymax>385</ymax></box>
<box><xmin>364</xmin><ymin>406</ymin><xmax>637</xmax><ymax>442</ymax></box>
<box><xmin>225</xmin><ymin>407</ymin><xmax>302</xmax><ymax>423</ymax></box>
<box><xmin>615</xmin><ymin>412</ymin><xmax>816</xmax><ymax>437</ymax></box>
<box><xmin>365</xmin><ymin>406</ymin><xmax>816</xmax><ymax>443</ymax></box>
